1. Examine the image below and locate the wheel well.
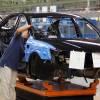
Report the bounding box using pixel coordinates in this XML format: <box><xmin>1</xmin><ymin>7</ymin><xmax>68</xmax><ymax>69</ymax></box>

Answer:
<box><xmin>28</xmin><ymin>52</ymin><xmax>39</xmax><ymax>64</ymax></box>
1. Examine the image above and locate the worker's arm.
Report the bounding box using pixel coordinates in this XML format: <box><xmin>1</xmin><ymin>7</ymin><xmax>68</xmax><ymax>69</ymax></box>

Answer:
<box><xmin>15</xmin><ymin>25</ymin><xmax>32</xmax><ymax>36</ymax></box>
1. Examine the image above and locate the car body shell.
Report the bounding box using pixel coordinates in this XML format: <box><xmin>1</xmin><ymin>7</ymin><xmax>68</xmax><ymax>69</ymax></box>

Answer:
<box><xmin>0</xmin><ymin>13</ymin><xmax>100</xmax><ymax>79</ymax></box>
<box><xmin>0</xmin><ymin>13</ymin><xmax>100</xmax><ymax>62</ymax></box>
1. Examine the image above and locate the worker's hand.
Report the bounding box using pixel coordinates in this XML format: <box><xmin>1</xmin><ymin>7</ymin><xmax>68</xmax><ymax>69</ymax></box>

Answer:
<box><xmin>16</xmin><ymin>24</ymin><xmax>32</xmax><ymax>34</ymax></box>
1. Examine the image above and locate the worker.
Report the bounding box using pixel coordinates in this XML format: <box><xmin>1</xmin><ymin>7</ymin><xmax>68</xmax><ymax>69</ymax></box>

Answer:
<box><xmin>0</xmin><ymin>24</ymin><xmax>32</xmax><ymax>100</ymax></box>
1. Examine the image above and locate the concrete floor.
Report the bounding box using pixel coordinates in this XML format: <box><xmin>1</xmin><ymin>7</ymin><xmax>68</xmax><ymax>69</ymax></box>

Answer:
<box><xmin>70</xmin><ymin>77</ymin><xmax>100</xmax><ymax>100</ymax></box>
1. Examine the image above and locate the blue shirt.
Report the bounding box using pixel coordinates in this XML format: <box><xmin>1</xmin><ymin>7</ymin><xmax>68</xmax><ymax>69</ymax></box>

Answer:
<box><xmin>0</xmin><ymin>34</ymin><xmax>25</xmax><ymax>70</ymax></box>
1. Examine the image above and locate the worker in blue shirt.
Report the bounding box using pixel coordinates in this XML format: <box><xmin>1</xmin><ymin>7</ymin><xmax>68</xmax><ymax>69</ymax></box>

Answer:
<box><xmin>0</xmin><ymin>24</ymin><xmax>32</xmax><ymax>100</ymax></box>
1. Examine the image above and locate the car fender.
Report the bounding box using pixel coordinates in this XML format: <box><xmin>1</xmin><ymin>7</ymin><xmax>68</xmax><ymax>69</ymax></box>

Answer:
<box><xmin>23</xmin><ymin>36</ymin><xmax>56</xmax><ymax>62</ymax></box>
<box><xmin>24</xmin><ymin>47</ymin><xmax>52</xmax><ymax>62</ymax></box>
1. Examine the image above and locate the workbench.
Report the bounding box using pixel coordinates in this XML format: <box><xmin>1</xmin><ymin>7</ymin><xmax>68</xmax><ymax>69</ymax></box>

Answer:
<box><xmin>16</xmin><ymin>79</ymin><xmax>99</xmax><ymax>100</ymax></box>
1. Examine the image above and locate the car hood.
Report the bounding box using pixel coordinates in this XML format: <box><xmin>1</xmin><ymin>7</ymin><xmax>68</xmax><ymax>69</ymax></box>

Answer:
<box><xmin>42</xmin><ymin>38</ymin><xmax>100</xmax><ymax>52</ymax></box>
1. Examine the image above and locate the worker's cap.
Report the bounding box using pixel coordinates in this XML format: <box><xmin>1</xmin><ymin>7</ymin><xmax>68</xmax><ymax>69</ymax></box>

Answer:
<box><xmin>16</xmin><ymin>25</ymin><xmax>32</xmax><ymax>33</ymax></box>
